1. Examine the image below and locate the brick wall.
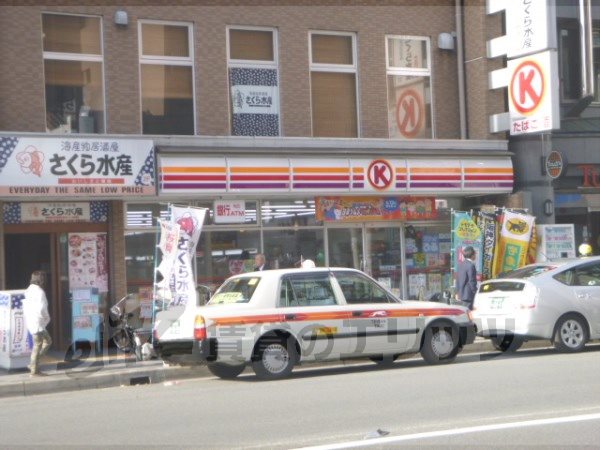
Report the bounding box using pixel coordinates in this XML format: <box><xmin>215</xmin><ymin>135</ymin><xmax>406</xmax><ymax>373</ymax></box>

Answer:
<box><xmin>0</xmin><ymin>1</ymin><xmax>472</xmax><ymax>139</ymax></box>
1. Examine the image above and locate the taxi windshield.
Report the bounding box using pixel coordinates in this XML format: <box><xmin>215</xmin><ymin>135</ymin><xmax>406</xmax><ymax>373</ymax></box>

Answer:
<box><xmin>208</xmin><ymin>277</ymin><xmax>261</xmax><ymax>305</ymax></box>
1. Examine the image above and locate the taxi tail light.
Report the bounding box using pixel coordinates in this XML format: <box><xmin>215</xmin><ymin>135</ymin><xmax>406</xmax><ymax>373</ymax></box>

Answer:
<box><xmin>194</xmin><ymin>315</ymin><xmax>207</xmax><ymax>340</ymax></box>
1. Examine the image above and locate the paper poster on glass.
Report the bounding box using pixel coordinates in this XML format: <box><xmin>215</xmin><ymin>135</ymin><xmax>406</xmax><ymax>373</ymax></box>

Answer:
<box><xmin>68</xmin><ymin>233</ymin><xmax>108</xmax><ymax>292</ymax></box>
<box><xmin>230</xmin><ymin>68</ymin><xmax>279</xmax><ymax>136</ymax></box>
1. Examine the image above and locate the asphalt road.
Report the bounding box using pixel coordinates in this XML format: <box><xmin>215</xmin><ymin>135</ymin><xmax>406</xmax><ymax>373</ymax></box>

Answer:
<box><xmin>2</xmin><ymin>346</ymin><xmax>600</xmax><ymax>448</ymax></box>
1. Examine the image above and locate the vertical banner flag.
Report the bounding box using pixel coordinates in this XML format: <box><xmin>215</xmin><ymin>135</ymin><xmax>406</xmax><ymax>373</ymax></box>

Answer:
<box><xmin>155</xmin><ymin>219</ymin><xmax>181</xmax><ymax>301</ymax></box>
<box><xmin>169</xmin><ymin>206</ymin><xmax>207</xmax><ymax>307</ymax></box>
<box><xmin>492</xmin><ymin>211</ymin><xmax>536</xmax><ymax>276</ymax></box>
<box><xmin>452</xmin><ymin>211</ymin><xmax>483</xmax><ymax>281</ymax></box>
<box><xmin>478</xmin><ymin>212</ymin><xmax>497</xmax><ymax>281</ymax></box>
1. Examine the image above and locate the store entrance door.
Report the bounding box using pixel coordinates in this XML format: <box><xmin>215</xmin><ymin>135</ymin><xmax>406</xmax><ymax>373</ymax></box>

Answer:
<box><xmin>4</xmin><ymin>233</ymin><xmax>61</xmax><ymax>346</ymax></box>
<box><xmin>365</xmin><ymin>225</ymin><xmax>404</xmax><ymax>298</ymax></box>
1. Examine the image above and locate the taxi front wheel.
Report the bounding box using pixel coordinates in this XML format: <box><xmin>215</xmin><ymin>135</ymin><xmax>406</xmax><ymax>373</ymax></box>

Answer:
<box><xmin>252</xmin><ymin>337</ymin><xmax>297</xmax><ymax>380</ymax></box>
<box><xmin>420</xmin><ymin>324</ymin><xmax>459</xmax><ymax>365</ymax></box>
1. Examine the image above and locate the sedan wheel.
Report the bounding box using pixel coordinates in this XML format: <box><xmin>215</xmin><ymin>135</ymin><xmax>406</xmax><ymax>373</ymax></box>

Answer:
<box><xmin>554</xmin><ymin>315</ymin><xmax>587</xmax><ymax>353</ymax></box>
<box><xmin>420</xmin><ymin>325</ymin><xmax>459</xmax><ymax>365</ymax></box>
<box><xmin>252</xmin><ymin>339</ymin><xmax>296</xmax><ymax>380</ymax></box>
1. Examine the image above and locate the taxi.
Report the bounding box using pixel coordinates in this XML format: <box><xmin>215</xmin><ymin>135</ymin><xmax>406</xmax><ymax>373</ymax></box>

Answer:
<box><xmin>154</xmin><ymin>267</ymin><xmax>476</xmax><ymax>380</ymax></box>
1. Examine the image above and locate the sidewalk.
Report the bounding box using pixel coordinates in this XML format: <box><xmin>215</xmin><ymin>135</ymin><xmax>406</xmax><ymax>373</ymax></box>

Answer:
<box><xmin>0</xmin><ymin>338</ymin><xmax>552</xmax><ymax>399</ymax></box>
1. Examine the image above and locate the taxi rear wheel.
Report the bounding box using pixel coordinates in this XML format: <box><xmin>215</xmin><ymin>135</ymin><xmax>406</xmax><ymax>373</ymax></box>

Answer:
<box><xmin>252</xmin><ymin>337</ymin><xmax>297</xmax><ymax>380</ymax></box>
<box><xmin>420</xmin><ymin>324</ymin><xmax>459</xmax><ymax>365</ymax></box>
<box><xmin>207</xmin><ymin>362</ymin><xmax>246</xmax><ymax>379</ymax></box>
<box><xmin>490</xmin><ymin>335</ymin><xmax>524</xmax><ymax>352</ymax></box>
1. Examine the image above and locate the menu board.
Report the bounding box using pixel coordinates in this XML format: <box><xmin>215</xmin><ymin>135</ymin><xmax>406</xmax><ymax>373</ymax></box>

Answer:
<box><xmin>68</xmin><ymin>233</ymin><xmax>108</xmax><ymax>292</ymax></box>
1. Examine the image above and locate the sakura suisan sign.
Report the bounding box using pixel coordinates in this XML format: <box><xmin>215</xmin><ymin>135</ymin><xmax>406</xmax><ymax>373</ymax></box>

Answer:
<box><xmin>0</xmin><ymin>136</ymin><xmax>155</xmax><ymax>197</ymax></box>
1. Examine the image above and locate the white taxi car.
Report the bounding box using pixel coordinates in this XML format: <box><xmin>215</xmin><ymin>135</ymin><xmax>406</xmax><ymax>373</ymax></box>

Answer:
<box><xmin>154</xmin><ymin>268</ymin><xmax>475</xmax><ymax>380</ymax></box>
<box><xmin>472</xmin><ymin>256</ymin><xmax>600</xmax><ymax>352</ymax></box>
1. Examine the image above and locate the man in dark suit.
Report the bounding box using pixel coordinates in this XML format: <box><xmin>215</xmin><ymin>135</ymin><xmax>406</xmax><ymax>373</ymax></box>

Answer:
<box><xmin>254</xmin><ymin>253</ymin><xmax>268</xmax><ymax>271</ymax></box>
<box><xmin>456</xmin><ymin>246</ymin><xmax>478</xmax><ymax>309</ymax></box>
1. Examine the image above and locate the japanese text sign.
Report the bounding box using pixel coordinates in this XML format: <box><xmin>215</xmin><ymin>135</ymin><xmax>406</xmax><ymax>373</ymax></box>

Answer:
<box><xmin>0</xmin><ymin>137</ymin><xmax>155</xmax><ymax>197</ymax></box>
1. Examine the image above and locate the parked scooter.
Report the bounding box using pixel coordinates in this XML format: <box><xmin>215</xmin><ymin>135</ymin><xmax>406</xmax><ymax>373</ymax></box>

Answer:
<box><xmin>109</xmin><ymin>294</ymin><xmax>154</xmax><ymax>361</ymax></box>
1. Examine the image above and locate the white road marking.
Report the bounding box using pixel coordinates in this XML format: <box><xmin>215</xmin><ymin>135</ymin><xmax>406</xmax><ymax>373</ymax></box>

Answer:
<box><xmin>292</xmin><ymin>412</ymin><xmax>600</xmax><ymax>449</ymax></box>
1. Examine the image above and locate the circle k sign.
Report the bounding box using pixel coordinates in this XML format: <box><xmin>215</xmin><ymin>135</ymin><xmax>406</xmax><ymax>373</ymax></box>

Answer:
<box><xmin>367</xmin><ymin>159</ymin><xmax>394</xmax><ymax>190</ymax></box>
<box><xmin>396</xmin><ymin>88</ymin><xmax>424</xmax><ymax>138</ymax></box>
<box><xmin>509</xmin><ymin>59</ymin><xmax>545</xmax><ymax>115</ymax></box>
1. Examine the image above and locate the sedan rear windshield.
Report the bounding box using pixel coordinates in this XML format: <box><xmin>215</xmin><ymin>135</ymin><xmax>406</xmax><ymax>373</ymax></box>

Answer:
<box><xmin>497</xmin><ymin>265</ymin><xmax>556</xmax><ymax>280</ymax></box>
<box><xmin>479</xmin><ymin>281</ymin><xmax>526</xmax><ymax>293</ymax></box>
<box><xmin>209</xmin><ymin>277</ymin><xmax>260</xmax><ymax>305</ymax></box>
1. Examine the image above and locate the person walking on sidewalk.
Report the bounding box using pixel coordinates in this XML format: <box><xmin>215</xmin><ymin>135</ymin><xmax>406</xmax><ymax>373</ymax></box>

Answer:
<box><xmin>455</xmin><ymin>246</ymin><xmax>478</xmax><ymax>310</ymax></box>
<box><xmin>23</xmin><ymin>271</ymin><xmax>52</xmax><ymax>376</ymax></box>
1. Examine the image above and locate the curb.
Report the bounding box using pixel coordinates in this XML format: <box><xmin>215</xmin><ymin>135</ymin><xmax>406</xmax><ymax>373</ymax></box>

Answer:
<box><xmin>0</xmin><ymin>339</ymin><xmax>553</xmax><ymax>399</ymax></box>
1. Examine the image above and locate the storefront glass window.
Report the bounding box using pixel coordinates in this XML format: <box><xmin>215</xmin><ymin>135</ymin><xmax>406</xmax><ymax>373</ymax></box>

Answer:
<box><xmin>386</xmin><ymin>36</ymin><xmax>432</xmax><ymax>139</ymax></box>
<box><xmin>264</xmin><ymin>229</ymin><xmax>325</xmax><ymax>270</ymax></box>
<box><xmin>42</xmin><ymin>14</ymin><xmax>105</xmax><ymax>134</ymax></box>
<box><xmin>261</xmin><ymin>200</ymin><xmax>317</xmax><ymax>227</ymax></box>
<box><xmin>196</xmin><ymin>230</ymin><xmax>261</xmax><ymax>291</ymax></box>
<box><xmin>140</xmin><ymin>22</ymin><xmax>194</xmax><ymax>135</ymax></box>
<box><xmin>125</xmin><ymin>231</ymin><xmax>157</xmax><ymax>294</ymax></box>
<box><xmin>310</xmin><ymin>32</ymin><xmax>358</xmax><ymax>137</ymax></box>
<box><xmin>404</xmin><ymin>224</ymin><xmax>451</xmax><ymax>301</ymax></box>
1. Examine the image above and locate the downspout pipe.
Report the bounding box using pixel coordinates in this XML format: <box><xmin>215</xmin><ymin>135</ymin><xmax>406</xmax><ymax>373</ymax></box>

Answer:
<box><xmin>456</xmin><ymin>0</ymin><xmax>467</xmax><ymax>139</ymax></box>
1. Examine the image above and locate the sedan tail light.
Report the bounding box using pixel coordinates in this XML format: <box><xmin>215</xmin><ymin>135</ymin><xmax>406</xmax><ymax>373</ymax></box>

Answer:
<box><xmin>519</xmin><ymin>288</ymin><xmax>538</xmax><ymax>309</ymax></box>
<box><xmin>194</xmin><ymin>315</ymin><xmax>207</xmax><ymax>340</ymax></box>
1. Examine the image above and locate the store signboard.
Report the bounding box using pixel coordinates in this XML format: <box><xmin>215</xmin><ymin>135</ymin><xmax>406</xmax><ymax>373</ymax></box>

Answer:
<box><xmin>505</xmin><ymin>0</ymin><xmax>552</xmax><ymax>58</ymax></box>
<box><xmin>315</xmin><ymin>196</ymin><xmax>437</xmax><ymax>222</ymax></box>
<box><xmin>214</xmin><ymin>200</ymin><xmax>246</xmax><ymax>224</ymax></box>
<box><xmin>21</xmin><ymin>202</ymin><xmax>90</xmax><ymax>222</ymax></box>
<box><xmin>0</xmin><ymin>136</ymin><xmax>155</xmax><ymax>197</ymax></box>
<box><xmin>508</xmin><ymin>50</ymin><xmax>559</xmax><ymax>135</ymax></box>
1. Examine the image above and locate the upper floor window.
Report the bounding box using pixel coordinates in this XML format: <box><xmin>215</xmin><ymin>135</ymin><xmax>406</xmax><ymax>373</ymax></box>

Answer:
<box><xmin>309</xmin><ymin>31</ymin><xmax>358</xmax><ymax>137</ymax></box>
<box><xmin>227</xmin><ymin>26</ymin><xmax>280</xmax><ymax>136</ymax></box>
<box><xmin>42</xmin><ymin>13</ymin><xmax>105</xmax><ymax>134</ymax></box>
<box><xmin>386</xmin><ymin>36</ymin><xmax>432</xmax><ymax>139</ymax></box>
<box><xmin>139</xmin><ymin>21</ymin><xmax>194</xmax><ymax>135</ymax></box>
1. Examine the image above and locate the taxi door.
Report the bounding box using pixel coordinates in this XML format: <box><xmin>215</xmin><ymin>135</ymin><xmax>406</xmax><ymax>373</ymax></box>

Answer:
<box><xmin>331</xmin><ymin>270</ymin><xmax>412</xmax><ymax>357</ymax></box>
<box><xmin>278</xmin><ymin>272</ymin><xmax>350</xmax><ymax>361</ymax></box>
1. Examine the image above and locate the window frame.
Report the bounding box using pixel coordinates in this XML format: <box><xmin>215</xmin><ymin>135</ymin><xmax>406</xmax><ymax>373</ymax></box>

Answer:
<box><xmin>138</xmin><ymin>19</ymin><xmax>196</xmax><ymax>135</ymax></box>
<box><xmin>226</xmin><ymin>25</ymin><xmax>281</xmax><ymax>136</ymax></box>
<box><xmin>308</xmin><ymin>30</ymin><xmax>360</xmax><ymax>137</ymax></box>
<box><xmin>385</xmin><ymin>34</ymin><xmax>435</xmax><ymax>139</ymax></box>
<box><xmin>41</xmin><ymin>12</ymin><xmax>107</xmax><ymax>134</ymax></box>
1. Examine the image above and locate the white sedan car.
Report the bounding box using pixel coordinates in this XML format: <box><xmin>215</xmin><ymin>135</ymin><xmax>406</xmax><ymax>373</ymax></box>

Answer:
<box><xmin>154</xmin><ymin>268</ymin><xmax>475</xmax><ymax>380</ymax></box>
<box><xmin>472</xmin><ymin>256</ymin><xmax>600</xmax><ymax>352</ymax></box>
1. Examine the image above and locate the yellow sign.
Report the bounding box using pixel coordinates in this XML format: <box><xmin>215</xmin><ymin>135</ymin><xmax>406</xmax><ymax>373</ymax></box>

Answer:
<box><xmin>456</xmin><ymin>219</ymin><xmax>481</xmax><ymax>240</ymax></box>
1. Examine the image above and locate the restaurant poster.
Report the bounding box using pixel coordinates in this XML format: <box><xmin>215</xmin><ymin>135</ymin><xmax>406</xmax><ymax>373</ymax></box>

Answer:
<box><xmin>68</xmin><ymin>233</ymin><xmax>108</xmax><ymax>293</ymax></box>
<box><xmin>316</xmin><ymin>196</ymin><xmax>437</xmax><ymax>222</ymax></box>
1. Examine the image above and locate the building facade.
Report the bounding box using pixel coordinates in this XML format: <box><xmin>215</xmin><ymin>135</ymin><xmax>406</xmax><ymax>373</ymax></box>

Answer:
<box><xmin>0</xmin><ymin>1</ymin><xmax>511</xmax><ymax>350</ymax></box>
